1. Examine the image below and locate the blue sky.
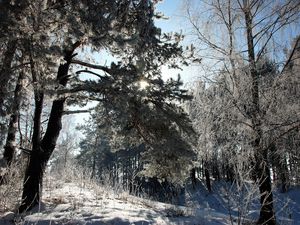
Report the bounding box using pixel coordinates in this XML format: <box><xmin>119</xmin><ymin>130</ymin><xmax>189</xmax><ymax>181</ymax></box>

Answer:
<box><xmin>70</xmin><ymin>0</ymin><xmax>300</xmax><ymax>128</ymax></box>
<box><xmin>154</xmin><ymin>0</ymin><xmax>199</xmax><ymax>84</ymax></box>
<box><xmin>155</xmin><ymin>0</ymin><xmax>183</xmax><ymax>33</ymax></box>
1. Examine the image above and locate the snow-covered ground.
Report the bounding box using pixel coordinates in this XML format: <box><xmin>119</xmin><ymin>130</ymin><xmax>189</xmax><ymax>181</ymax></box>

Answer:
<box><xmin>185</xmin><ymin>181</ymin><xmax>300</xmax><ymax>225</ymax></box>
<box><xmin>0</xmin><ymin>177</ymin><xmax>299</xmax><ymax>225</ymax></box>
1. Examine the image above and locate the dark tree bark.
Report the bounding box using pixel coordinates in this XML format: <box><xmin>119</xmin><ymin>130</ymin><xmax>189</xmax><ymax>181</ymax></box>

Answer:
<box><xmin>204</xmin><ymin>166</ymin><xmax>211</xmax><ymax>192</ymax></box>
<box><xmin>279</xmin><ymin>157</ymin><xmax>289</xmax><ymax>193</ymax></box>
<box><xmin>226</xmin><ymin>164</ymin><xmax>234</xmax><ymax>183</ymax></box>
<box><xmin>190</xmin><ymin>168</ymin><xmax>197</xmax><ymax>188</ymax></box>
<box><xmin>90</xmin><ymin>136</ymin><xmax>98</xmax><ymax>179</ymax></box>
<box><xmin>19</xmin><ymin>90</ymin><xmax>44</xmax><ymax>212</ymax></box>
<box><xmin>19</xmin><ymin>41</ymin><xmax>81</xmax><ymax>213</ymax></box>
<box><xmin>255</xmin><ymin>153</ymin><xmax>275</xmax><ymax>225</ymax></box>
<box><xmin>212</xmin><ymin>163</ymin><xmax>220</xmax><ymax>181</ymax></box>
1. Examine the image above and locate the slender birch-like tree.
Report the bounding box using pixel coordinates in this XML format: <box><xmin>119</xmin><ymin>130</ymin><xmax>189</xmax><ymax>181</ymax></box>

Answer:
<box><xmin>185</xmin><ymin>0</ymin><xmax>300</xmax><ymax>224</ymax></box>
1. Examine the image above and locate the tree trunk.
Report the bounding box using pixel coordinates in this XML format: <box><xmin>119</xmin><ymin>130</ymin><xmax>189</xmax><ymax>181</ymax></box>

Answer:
<box><xmin>277</xmin><ymin>152</ymin><xmax>289</xmax><ymax>193</ymax></box>
<box><xmin>244</xmin><ymin>5</ymin><xmax>276</xmax><ymax>224</ymax></box>
<box><xmin>279</xmin><ymin>156</ymin><xmax>289</xmax><ymax>193</ymax></box>
<box><xmin>226</xmin><ymin>164</ymin><xmax>234</xmax><ymax>183</ymax></box>
<box><xmin>19</xmin><ymin>42</ymin><xmax>81</xmax><ymax>212</ymax></box>
<box><xmin>190</xmin><ymin>168</ymin><xmax>197</xmax><ymax>188</ymax></box>
<box><xmin>0</xmin><ymin>71</ymin><xmax>25</xmax><ymax>185</ymax></box>
<box><xmin>91</xmin><ymin>153</ymin><xmax>96</xmax><ymax>179</ymax></box>
<box><xmin>0</xmin><ymin>40</ymin><xmax>17</xmax><ymax>115</ymax></box>
<box><xmin>205</xmin><ymin>167</ymin><xmax>211</xmax><ymax>192</ymax></box>
<box><xmin>3</xmin><ymin>70</ymin><xmax>25</xmax><ymax>165</ymax></box>
<box><xmin>255</xmin><ymin>152</ymin><xmax>275</xmax><ymax>225</ymax></box>
<box><xmin>19</xmin><ymin>90</ymin><xmax>44</xmax><ymax>212</ymax></box>
<box><xmin>270</xmin><ymin>143</ymin><xmax>289</xmax><ymax>193</ymax></box>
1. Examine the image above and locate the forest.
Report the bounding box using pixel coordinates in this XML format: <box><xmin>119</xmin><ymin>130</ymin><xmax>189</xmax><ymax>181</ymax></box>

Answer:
<box><xmin>0</xmin><ymin>0</ymin><xmax>299</xmax><ymax>225</ymax></box>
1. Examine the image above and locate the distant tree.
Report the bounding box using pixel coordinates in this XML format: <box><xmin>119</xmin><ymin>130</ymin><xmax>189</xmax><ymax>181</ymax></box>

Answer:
<box><xmin>79</xmin><ymin>74</ymin><xmax>196</xmax><ymax>184</ymax></box>
<box><xmin>50</xmin><ymin>116</ymin><xmax>78</xmax><ymax>176</ymax></box>
<box><xmin>76</xmin><ymin>116</ymin><xmax>114</xmax><ymax>181</ymax></box>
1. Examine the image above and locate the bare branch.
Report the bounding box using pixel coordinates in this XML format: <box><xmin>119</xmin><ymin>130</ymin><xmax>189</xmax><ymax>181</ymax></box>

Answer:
<box><xmin>75</xmin><ymin>69</ymin><xmax>108</xmax><ymax>79</ymax></box>
<box><xmin>71</xmin><ymin>59</ymin><xmax>112</xmax><ymax>74</ymax></box>
<box><xmin>281</xmin><ymin>36</ymin><xmax>300</xmax><ymax>74</ymax></box>
<box><xmin>186</xmin><ymin>8</ymin><xmax>228</xmax><ymax>56</ymax></box>
<box><xmin>63</xmin><ymin>110</ymin><xmax>91</xmax><ymax>115</ymax></box>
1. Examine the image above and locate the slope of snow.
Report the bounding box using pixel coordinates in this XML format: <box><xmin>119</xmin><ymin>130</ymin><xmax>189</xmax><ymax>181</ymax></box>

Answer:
<box><xmin>1</xmin><ymin>177</ymin><xmax>299</xmax><ymax>225</ymax></box>
<box><xmin>0</xmin><ymin>178</ymin><xmax>229</xmax><ymax>225</ymax></box>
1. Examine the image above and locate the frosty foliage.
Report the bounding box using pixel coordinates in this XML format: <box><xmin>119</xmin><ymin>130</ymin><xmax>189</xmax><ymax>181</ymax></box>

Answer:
<box><xmin>0</xmin><ymin>0</ymin><xmax>202</xmax><ymax>214</ymax></box>
<box><xmin>184</xmin><ymin>10</ymin><xmax>300</xmax><ymax>222</ymax></box>
<box><xmin>77</xmin><ymin>72</ymin><xmax>196</xmax><ymax>184</ymax></box>
<box><xmin>184</xmin><ymin>1</ymin><xmax>300</xmax><ymax>223</ymax></box>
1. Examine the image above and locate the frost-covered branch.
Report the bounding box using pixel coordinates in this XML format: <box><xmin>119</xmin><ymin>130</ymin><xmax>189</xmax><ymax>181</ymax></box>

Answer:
<box><xmin>71</xmin><ymin>59</ymin><xmax>112</xmax><ymax>74</ymax></box>
<box><xmin>263</xmin><ymin>123</ymin><xmax>300</xmax><ymax>152</ymax></box>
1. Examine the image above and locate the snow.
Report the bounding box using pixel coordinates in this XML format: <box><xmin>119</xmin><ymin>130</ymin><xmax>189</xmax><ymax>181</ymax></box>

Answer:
<box><xmin>1</xmin><ymin>178</ymin><xmax>300</xmax><ymax>225</ymax></box>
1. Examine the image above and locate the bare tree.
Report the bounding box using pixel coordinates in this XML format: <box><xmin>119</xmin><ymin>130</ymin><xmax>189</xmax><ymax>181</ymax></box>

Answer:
<box><xmin>185</xmin><ymin>0</ymin><xmax>300</xmax><ymax>224</ymax></box>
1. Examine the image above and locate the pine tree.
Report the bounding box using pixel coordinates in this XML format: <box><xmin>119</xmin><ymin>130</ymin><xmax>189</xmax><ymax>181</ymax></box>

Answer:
<box><xmin>0</xmin><ymin>0</ymin><xmax>196</xmax><ymax>212</ymax></box>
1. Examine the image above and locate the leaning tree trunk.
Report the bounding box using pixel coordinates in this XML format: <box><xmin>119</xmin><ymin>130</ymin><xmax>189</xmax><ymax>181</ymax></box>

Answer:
<box><xmin>19</xmin><ymin>41</ymin><xmax>81</xmax><ymax>213</ymax></box>
<box><xmin>244</xmin><ymin>6</ymin><xmax>276</xmax><ymax>225</ymax></box>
